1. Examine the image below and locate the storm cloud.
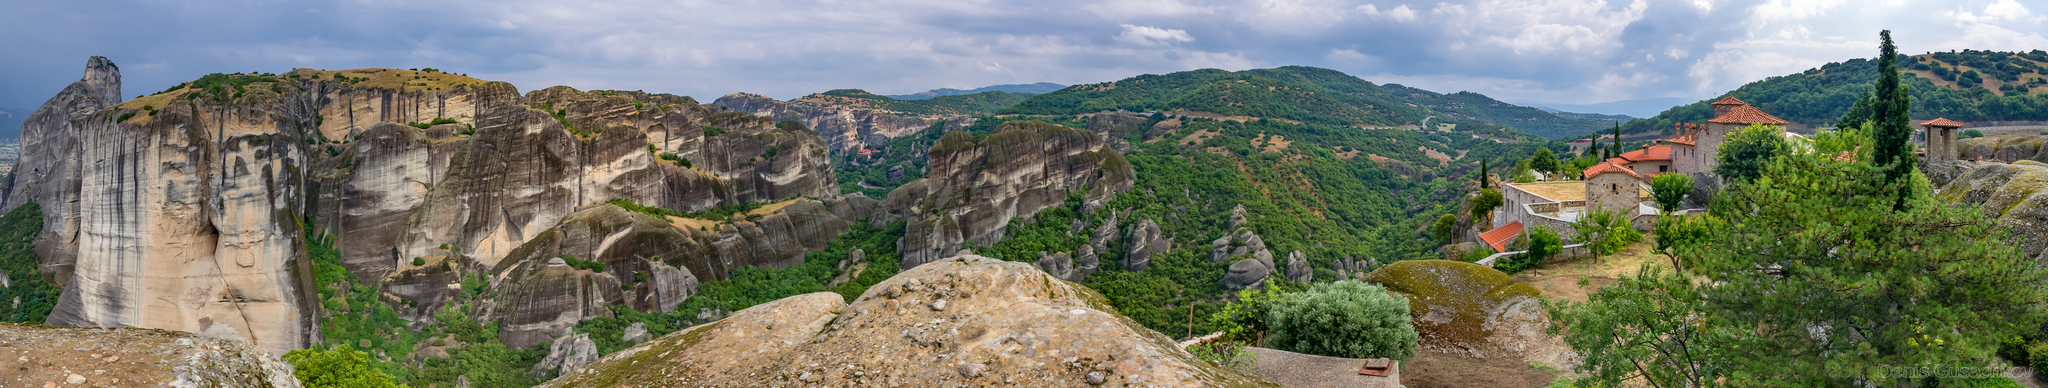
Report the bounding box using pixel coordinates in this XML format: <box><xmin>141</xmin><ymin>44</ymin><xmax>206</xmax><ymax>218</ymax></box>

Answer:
<box><xmin>1</xmin><ymin>0</ymin><xmax>2043</xmax><ymax>110</ymax></box>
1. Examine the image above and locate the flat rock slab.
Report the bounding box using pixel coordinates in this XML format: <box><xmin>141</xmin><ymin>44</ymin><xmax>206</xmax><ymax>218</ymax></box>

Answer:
<box><xmin>1244</xmin><ymin>347</ymin><xmax>1400</xmax><ymax>388</ymax></box>
<box><xmin>0</xmin><ymin>323</ymin><xmax>300</xmax><ymax>388</ymax></box>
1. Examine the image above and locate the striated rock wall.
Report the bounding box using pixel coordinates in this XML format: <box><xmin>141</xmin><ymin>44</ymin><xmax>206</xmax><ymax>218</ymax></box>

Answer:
<box><xmin>539</xmin><ymin>256</ymin><xmax>1278</xmax><ymax>388</ymax></box>
<box><xmin>4</xmin><ymin>58</ymin><xmax>843</xmax><ymax>354</ymax></box>
<box><xmin>894</xmin><ymin>121</ymin><xmax>1135</xmax><ymax>268</ymax></box>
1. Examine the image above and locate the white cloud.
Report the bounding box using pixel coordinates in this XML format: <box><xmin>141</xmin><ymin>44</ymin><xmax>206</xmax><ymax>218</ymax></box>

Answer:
<box><xmin>1358</xmin><ymin>4</ymin><xmax>1418</xmax><ymax>22</ymax></box>
<box><xmin>1685</xmin><ymin>50</ymin><xmax>1823</xmax><ymax>94</ymax></box>
<box><xmin>1749</xmin><ymin>0</ymin><xmax>1847</xmax><ymax>20</ymax></box>
<box><xmin>1115</xmin><ymin>24</ymin><xmax>1195</xmax><ymax>46</ymax></box>
<box><xmin>1430</xmin><ymin>0</ymin><xmax>1648</xmax><ymax>54</ymax></box>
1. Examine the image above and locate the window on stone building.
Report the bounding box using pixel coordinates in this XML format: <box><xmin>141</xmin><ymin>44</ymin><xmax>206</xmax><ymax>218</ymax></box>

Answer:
<box><xmin>1611</xmin><ymin>183</ymin><xmax>1618</xmax><ymax>193</ymax></box>
<box><xmin>1659</xmin><ymin>165</ymin><xmax>1668</xmax><ymax>172</ymax></box>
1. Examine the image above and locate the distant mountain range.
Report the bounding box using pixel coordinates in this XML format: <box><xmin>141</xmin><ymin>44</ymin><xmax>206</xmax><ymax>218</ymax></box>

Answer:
<box><xmin>1506</xmin><ymin>98</ymin><xmax>1695</xmax><ymax>119</ymax></box>
<box><xmin>885</xmin><ymin>82</ymin><xmax>1066</xmax><ymax>100</ymax></box>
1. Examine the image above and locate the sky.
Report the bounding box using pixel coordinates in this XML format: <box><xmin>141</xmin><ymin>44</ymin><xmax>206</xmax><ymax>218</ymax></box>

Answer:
<box><xmin>2</xmin><ymin>0</ymin><xmax>2045</xmax><ymax>113</ymax></box>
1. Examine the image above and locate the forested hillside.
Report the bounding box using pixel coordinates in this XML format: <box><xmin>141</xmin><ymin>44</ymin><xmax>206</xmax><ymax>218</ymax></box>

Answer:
<box><xmin>1382</xmin><ymin>84</ymin><xmax>1616</xmax><ymax>139</ymax></box>
<box><xmin>793</xmin><ymin>89</ymin><xmax>1033</xmax><ymax>116</ymax></box>
<box><xmin>1619</xmin><ymin>49</ymin><xmax>2048</xmax><ymax>136</ymax></box>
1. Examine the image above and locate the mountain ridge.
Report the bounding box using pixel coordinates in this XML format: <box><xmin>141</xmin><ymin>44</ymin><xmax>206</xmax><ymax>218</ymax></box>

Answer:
<box><xmin>885</xmin><ymin>82</ymin><xmax>1065</xmax><ymax>100</ymax></box>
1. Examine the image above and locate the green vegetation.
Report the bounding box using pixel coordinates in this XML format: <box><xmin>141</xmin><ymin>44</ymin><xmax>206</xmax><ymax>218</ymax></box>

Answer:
<box><xmin>1712</xmin><ymin>123</ymin><xmax>1789</xmax><ymax>181</ymax></box>
<box><xmin>1188</xmin><ymin>341</ymin><xmax>1259</xmax><ymax>373</ymax></box>
<box><xmin>557</xmin><ymin>255</ymin><xmax>607</xmax><ymax>272</ymax></box>
<box><xmin>1265</xmin><ymin>281</ymin><xmax>1418</xmax><ymax>359</ymax></box>
<box><xmin>1649</xmin><ymin>173</ymin><xmax>1693</xmax><ymax>213</ymax></box>
<box><xmin>1620</xmin><ymin>48</ymin><xmax>2048</xmax><ymax>137</ymax></box>
<box><xmin>1383</xmin><ymin>84</ymin><xmax>1615</xmax><ymax>139</ymax></box>
<box><xmin>0</xmin><ymin>203</ymin><xmax>57</xmax><ymax>323</ymax></box>
<box><xmin>1430</xmin><ymin>214</ymin><xmax>1458</xmax><ymax>242</ymax></box>
<box><xmin>1470</xmin><ymin>188</ymin><xmax>1503</xmax><ymax>228</ymax></box>
<box><xmin>282</xmin><ymin>345</ymin><xmax>402</xmax><ymax>388</ymax></box>
<box><xmin>407</xmin><ymin>117</ymin><xmax>461</xmax><ymax>129</ymax></box>
<box><xmin>603</xmin><ymin>198</ymin><xmax>762</xmax><ymax>221</ymax></box>
<box><xmin>1550</xmin><ymin>37</ymin><xmax>2048</xmax><ymax>383</ymax></box>
<box><xmin>1493</xmin><ymin>225</ymin><xmax>1559</xmax><ymax>274</ymax></box>
<box><xmin>1963</xmin><ymin>129</ymin><xmax>1986</xmax><ymax>138</ymax></box>
<box><xmin>1567</xmin><ymin>208</ymin><xmax>1639</xmax><ymax>261</ymax></box>
<box><xmin>308</xmin><ymin>230</ymin><xmax>548</xmax><ymax>386</ymax></box>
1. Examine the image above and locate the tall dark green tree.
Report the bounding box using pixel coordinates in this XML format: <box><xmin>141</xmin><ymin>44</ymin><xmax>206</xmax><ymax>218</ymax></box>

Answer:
<box><xmin>1611</xmin><ymin>122</ymin><xmax>1622</xmax><ymax>159</ymax></box>
<box><xmin>1869</xmin><ymin>30</ymin><xmax>1916</xmax><ymax>182</ymax></box>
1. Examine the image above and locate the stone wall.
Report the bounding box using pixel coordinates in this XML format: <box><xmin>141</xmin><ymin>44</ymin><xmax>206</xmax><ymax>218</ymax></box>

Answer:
<box><xmin>1586</xmin><ymin>173</ymin><xmax>1640</xmax><ymax>213</ymax></box>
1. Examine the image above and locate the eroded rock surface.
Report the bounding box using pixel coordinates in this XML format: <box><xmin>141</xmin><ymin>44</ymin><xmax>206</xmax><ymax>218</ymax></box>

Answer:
<box><xmin>894</xmin><ymin>121</ymin><xmax>1134</xmax><ymax>269</ymax></box>
<box><xmin>712</xmin><ymin>93</ymin><xmax>941</xmax><ymax>154</ymax></box>
<box><xmin>540</xmin><ymin>256</ymin><xmax>1276</xmax><ymax>388</ymax></box>
<box><xmin>0</xmin><ymin>322</ymin><xmax>301</xmax><ymax>388</ymax></box>
<box><xmin>1126</xmin><ymin>217</ymin><xmax>1168</xmax><ymax>272</ymax></box>
<box><xmin>530</xmin><ymin>333</ymin><xmax>600</xmax><ymax>379</ymax></box>
<box><xmin>1931</xmin><ymin>159</ymin><xmax>2048</xmax><ymax>261</ymax></box>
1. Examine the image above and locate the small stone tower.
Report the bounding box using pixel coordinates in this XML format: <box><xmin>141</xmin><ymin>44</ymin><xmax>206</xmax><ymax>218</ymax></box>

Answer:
<box><xmin>1920</xmin><ymin>118</ymin><xmax>1963</xmax><ymax>162</ymax></box>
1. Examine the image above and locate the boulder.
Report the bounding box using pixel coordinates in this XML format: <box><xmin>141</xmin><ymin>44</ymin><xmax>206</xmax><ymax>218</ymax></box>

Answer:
<box><xmin>1124</xmin><ymin>217</ymin><xmax>1167</xmax><ymax>272</ymax></box>
<box><xmin>622</xmin><ymin>322</ymin><xmax>650</xmax><ymax>344</ymax></box>
<box><xmin>1037</xmin><ymin>251</ymin><xmax>1076</xmax><ymax>281</ymax></box>
<box><xmin>888</xmin><ymin>165</ymin><xmax>906</xmax><ymax>183</ymax></box>
<box><xmin>1224</xmin><ymin>256</ymin><xmax>1275</xmax><ymax>289</ymax></box>
<box><xmin>1091</xmin><ymin>210</ymin><xmax>1121</xmax><ymax>252</ymax></box>
<box><xmin>1074</xmin><ymin>245</ymin><xmax>1100</xmax><ymax>281</ymax></box>
<box><xmin>0</xmin><ymin>322</ymin><xmax>301</xmax><ymax>388</ymax></box>
<box><xmin>539</xmin><ymin>256</ymin><xmax>1277</xmax><ymax>388</ymax></box>
<box><xmin>531</xmin><ymin>333</ymin><xmax>601</xmax><ymax>379</ymax></box>
<box><xmin>1363</xmin><ymin>260</ymin><xmax>1545</xmax><ymax>358</ymax></box>
<box><xmin>1228</xmin><ymin>204</ymin><xmax>1250</xmax><ymax>230</ymax></box>
<box><xmin>1935</xmin><ymin>160</ymin><xmax>2048</xmax><ymax>260</ymax></box>
<box><xmin>1286</xmin><ymin>251</ymin><xmax>1312</xmax><ymax>283</ymax></box>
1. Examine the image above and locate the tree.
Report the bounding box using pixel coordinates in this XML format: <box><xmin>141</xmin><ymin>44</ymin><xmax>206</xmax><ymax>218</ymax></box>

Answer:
<box><xmin>283</xmin><ymin>345</ymin><xmax>403</xmax><ymax>388</ymax></box>
<box><xmin>1548</xmin><ymin>267</ymin><xmax>1737</xmax><ymax>388</ymax></box>
<box><xmin>1649</xmin><ymin>173</ymin><xmax>1694</xmax><ymax>213</ymax></box>
<box><xmin>1210</xmin><ymin>284</ymin><xmax>1304</xmax><ymax>343</ymax></box>
<box><xmin>1713</xmin><ymin>123</ymin><xmax>1787</xmax><ymax>181</ymax></box>
<box><xmin>1470</xmin><ymin>188</ymin><xmax>1503</xmax><ymax>229</ymax></box>
<box><xmin>1611</xmin><ymin>122</ymin><xmax>1622</xmax><ymax>159</ymax></box>
<box><xmin>1870</xmin><ymin>30</ymin><xmax>1916</xmax><ymax>182</ymax></box>
<box><xmin>1266</xmin><ymin>281</ymin><xmax>1419</xmax><ymax>360</ymax></box>
<box><xmin>1569</xmin><ymin>208</ymin><xmax>1640</xmax><ymax>263</ymax></box>
<box><xmin>1495</xmin><ymin>225</ymin><xmax>1561</xmax><ymax>274</ymax></box>
<box><xmin>1431</xmin><ymin>214</ymin><xmax>1459</xmax><ymax>243</ymax></box>
<box><xmin>1530</xmin><ymin>147</ymin><xmax>1559</xmax><ymax>175</ymax></box>
<box><xmin>1477</xmin><ymin>159</ymin><xmax>1490</xmax><ymax>189</ymax></box>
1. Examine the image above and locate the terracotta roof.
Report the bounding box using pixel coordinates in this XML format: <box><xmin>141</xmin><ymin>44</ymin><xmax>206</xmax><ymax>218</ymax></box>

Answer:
<box><xmin>1707</xmin><ymin>105</ymin><xmax>1790</xmax><ymax>125</ymax></box>
<box><xmin>1480</xmin><ymin>221</ymin><xmax>1524</xmax><ymax>253</ymax></box>
<box><xmin>1711</xmin><ymin>96</ymin><xmax>1748</xmax><ymax>106</ymax></box>
<box><xmin>1619</xmin><ymin>144</ymin><xmax>1673</xmax><ymax>161</ymax></box>
<box><xmin>1605</xmin><ymin>157</ymin><xmax>1630</xmax><ymax>165</ymax></box>
<box><xmin>1919</xmin><ymin>117</ymin><xmax>1964</xmax><ymax>128</ymax></box>
<box><xmin>1585</xmin><ymin>161</ymin><xmax>1643</xmax><ymax>180</ymax></box>
<box><xmin>1662</xmin><ymin>133</ymin><xmax>1696</xmax><ymax>146</ymax></box>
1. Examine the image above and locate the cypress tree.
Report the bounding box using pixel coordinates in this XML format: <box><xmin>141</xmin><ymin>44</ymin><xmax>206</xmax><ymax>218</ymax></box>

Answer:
<box><xmin>1870</xmin><ymin>30</ymin><xmax>1915</xmax><ymax>180</ymax></box>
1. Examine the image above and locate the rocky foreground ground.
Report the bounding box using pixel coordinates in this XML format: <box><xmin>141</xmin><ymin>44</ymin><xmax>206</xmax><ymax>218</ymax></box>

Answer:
<box><xmin>0</xmin><ymin>323</ymin><xmax>300</xmax><ymax>387</ymax></box>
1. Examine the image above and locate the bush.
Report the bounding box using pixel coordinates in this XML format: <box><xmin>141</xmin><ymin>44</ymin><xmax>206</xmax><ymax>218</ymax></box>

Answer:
<box><xmin>1188</xmin><ymin>341</ymin><xmax>1258</xmax><ymax>372</ymax></box>
<box><xmin>1430</xmin><ymin>214</ymin><xmax>1458</xmax><ymax>242</ymax></box>
<box><xmin>411</xmin><ymin>257</ymin><xmax>425</xmax><ymax>266</ymax></box>
<box><xmin>558</xmin><ymin>255</ymin><xmax>606</xmax><ymax>273</ymax></box>
<box><xmin>282</xmin><ymin>345</ymin><xmax>402</xmax><ymax>388</ymax></box>
<box><xmin>1266</xmin><ymin>281</ymin><xmax>1418</xmax><ymax>359</ymax></box>
<box><xmin>1963</xmin><ymin>129</ymin><xmax>1986</xmax><ymax>139</ymax></box>
<box><xmin>1495</xmin><ymin>225</ymin><xmax>1560</xmax><ymax>274</ymax></box>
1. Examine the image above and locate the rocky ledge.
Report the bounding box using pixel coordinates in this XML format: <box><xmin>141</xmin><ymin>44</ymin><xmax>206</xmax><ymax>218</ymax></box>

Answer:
<box><xmin>539</xmin><ymin>255</ymin><xmax>1277</xmax><ymax>388</ymax></box>
<box><xmin>0</xmin><ymin>322</ymin><xmax>301</xmax><ymax>388</ymax></box>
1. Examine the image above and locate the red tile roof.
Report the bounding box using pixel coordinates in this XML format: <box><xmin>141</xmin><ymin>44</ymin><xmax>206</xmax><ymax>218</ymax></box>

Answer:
<box><xmin>1619</xmin><ymin>144</ymin><xmax>1673</xmax><ymax>162</ymax></box>
<box><xmin>1585</xmin><ymin>160</ymin><xmax>1644</xmax><ymax>180</ymax></box>
<box><xmin>1919</xmin><ymin>117</ymin><xmax>1964</xmax><ymax>128</ymax></box>
<box><xmin>1707</xmin><ymin>105</ymin><xmax>1790</xmax><ymax>125</ymax></box>
<box><xmin>1711</xmin><ymin>96</ymin><xmax>1748</xmax><ymax>106</ymax></box>
<box><xmin>1479</xmin><ymin>221</ymin><xmax>1523</xmax><ymax>253</ymax></box>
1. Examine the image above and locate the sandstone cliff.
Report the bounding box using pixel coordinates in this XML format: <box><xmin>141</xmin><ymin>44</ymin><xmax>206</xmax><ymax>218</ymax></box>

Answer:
<box><xmin>1</xmin><ymin>58</ymin><xmax>841</xmax><ymax>355</ymax></box>
<box><xmin>538</xmin><ymin>256</ymin><xmax>1277</xmax><ymax>388</ymax></box>
<box><xmin>892</xmin><ymin>121</ymin><xmax>1135</xmax><ymax>268</ymax></box>
<box><xmin>712</xmin><ymin>93</ymin><xmax>942</xmax><ymax>154</ymax></box>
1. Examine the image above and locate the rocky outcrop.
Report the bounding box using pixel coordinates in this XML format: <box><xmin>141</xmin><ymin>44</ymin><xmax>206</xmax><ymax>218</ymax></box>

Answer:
<box><xmin>538</xmin><ymin>256</ymin><xmax>1278</xmax><ymax>388</ymax></box>
<box><xmin>1959</xmin><ymin>135</ymin><xmax>2048</xmax><ymax>163</ymax></box>
<box><xmin>1286</xmin><ymin>251</ymin><xmax>1312</xmax><ymax>283</ymax></box>
<box><xmin>531</xmin><ymin>333</ymin><xmax>601</xmax><ymax>379</ymax></box>
<box><xmin>712</xmin><ymin>93</ymin><xmax>941</xmax><ymax>154</ymax></box>
<box><xmin>0</xmin><ymin>322</ymin><xmax>302</xmax><ymax>388</ymax></box>
<box><xmin>1363</xmin><ymin>260</ymin><xmax>1546</xmax><ymax>358</ymax></box>
<box><xmin>1125</xmin><ymin>217</ymin><xmax>1167</xmax><ymax>272</ymax></box>
<box><xmin>621</xmin><ymin>322</ymin><xmax>649</xmax><ymax>344</ymax></box>
<box><xmin>1211</xmin><ymin>229</ymin><xmax>1268</xmax><ymax>263</ymax></box>
<box><xmin>1223</xmin><ymin>250</ymin><xmax>1277</xmax><ymax>289</ymax></box>
<box><xmin>1931</xmin><ymin>159</ymin><xmax>2048</xmax><ymax>261</ymax></box>
<box><xmin>1037</xmin><ymin>251</ymin><xmax>1077</xmax><ymax>281</ymax></box>
<box><xmin>381</xmin><ymin>247</ymin><xmax>488</xmax><ymax>322</ymax></box>
<box><xmin>895</xmin><ymin>121</ymin><xmax>1135</xmax><ymax>269</ymax></box>
<box><xmin>487</xmin><ymin>256</ymin><xmax>623</xmax><ymax>349</ymax></box>
<box><xmin>0</xmin><ymin>57</ymin><xmax>318</xmax><ymax>355</ymax></box>
<box><xmin>1334</xmin><ymin>255</ymin><xmax>1376</xmax><ymax>281</ymax></box>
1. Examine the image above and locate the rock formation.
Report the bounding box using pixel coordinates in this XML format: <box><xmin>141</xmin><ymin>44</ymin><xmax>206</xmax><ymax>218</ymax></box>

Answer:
<box><xmin>1286</xmin><ymin>251</ymin><xmax>1312</xmax><ymax>283</ymax></box>
<box><xmin>0</xmin><ymin>57</ymin><xmax>319</xmax><ymax>355</ymax></box>
<box><xmin>0</xmin><ymin>322</ymin><xmax>301</xmax><ymax>388</ymax></box>
<box><xmin>487</xmin><ymin>256</ymin><xmax>623</xmax><ymax>349</ymax></box>
<box><xmin>893</xmin><ymin>121</ymin><xmax>1135</xmax><ymax>269</ymax></box>
<box><xmin>711</xmin><ymin>93</ymin><xmax>942</xmax><ymax>154</ymax></box>
<box><xmin>1037</xmin><ymin>251</ymin><xmax>1077</xmax><ymax>281</ymax></box>
<box><xmin>1223</xmin><ymin>250</ymin><xmax>1277</xmax><ymax>289</ymax></box>
<box><xmin>1125</xmin><ymin>217</ymin><xmax>1168</xmax><ymax>272</ymax></box>
<box><xmin>1</xmin><ymin>58</ymin><xmax>844</xmax><ymax>354</ymax></box>
<box><xmin>1930</xmin><ymin>159</ymin><xmax>2048</xmax><ymax>261</ymax></box>
<box><xmin>1363</xmin><ymin>260</ymin><xmax>1546</xmax><ymax>358</ymax></box>
<box><xmin>531</xmin><ymin>333</ymin><xmax>602</xmax><ymax>379</ymax></box>
<box><xmin>538</xmin><ymin>256</ymin><xmax>1277</xmax><ymax>388</ymax></box>
<box><xmin>1211</xmin><ymin>229</ymin><xmax>1268</xmax><ymax>263</ymax></box>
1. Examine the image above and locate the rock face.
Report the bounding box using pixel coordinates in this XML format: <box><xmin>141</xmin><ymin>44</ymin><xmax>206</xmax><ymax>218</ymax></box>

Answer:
<box><xmin>1931</xmin><ymin>159</ymin><xmax>2048</xmax><ymax>261</ymax></box>
<box><xmin>531</xmin><ymin>333</ymin><xmax>602</xmax><ymax>379</ymax></box>
<box><xmin>1</xmin><ymin>59</ymin><xmax>844</xmax><ymax>354</ymax></box>
<box><xmin>1125</xmin><ymin>217</ymin><xmax>1168</xmax><ymax>272</ymax></box>
<box><xmin>538</xmin><ymin>256</ymin><xmax>1277</xmax><ymax>388</ymax></box>
<box><xmin>1211</xmin><ymin>229</ymin><xmax>1268</xmax><ymax>263</ymax></box>
<box><xmin>1285</xmin><ymin>251</ymin><xmax>1312</xmax><ymax>283</ymax></box>
<box><xmin>1959</xmin><ymin>135</ymin><xmax>2048</xmax><ymax>163</ymax></box>
<box><xmin>483</xmin><ymin>200</ymin><xmax>848</xmax><ymax>349</ymax></box>
<box><xmin>712</xmin><ymin>93</ymin><xmax>941</xmax><ymax>154</ymax></box>
<box><xmin>0</xmin><ymin>322</ymin><xmax>302</xmax><ymax>388</ymax></box>
<box><xmin>894</xmin><ymin>121</ymin><xmax>1135</xmax><ymax>269</ymax></box>
<box><xmin>1223</xmin><ymin>251</ymin><xmax>1277</xmax><ymax>289</ymax></box>
<box><xmin>0</xmin><ymin>57</ymin><xmax>319</xmax><ymax>355</ymax></box>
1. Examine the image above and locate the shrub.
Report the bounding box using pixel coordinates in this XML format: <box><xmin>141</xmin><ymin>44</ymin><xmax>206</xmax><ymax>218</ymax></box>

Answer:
<box><xmin>1496</xmin><ymin>225</ymin><xmax>1560</xmax><ymax>274</ymax></box>
<box><xmin>1430</xmin><ymin>214</ymin><xmax>1458</xmax><ymax>242</ymax></box>
<box><xmin>1188</xmin><ymin>341</ymin><xmax>1258</xmax><ymax>372</ymax></box>
<box><xmin>1963</xmin><ymin>129</ymin><xmax>1986</xmax><ymax>139</ymax></box>
<box><xmin>558</xmin><ymin>255</ymin><xmax>607</xmax><ymax>273</ymax></box>
<box><xmin>281</xmin><ymin>345</ymin><xmax>402</xmax><ymax>388</ymax></box>
<box><xmin>411</xmin><ymin>257</ymin><xmax>425</xmax><ymax>266</ymax></box>
<box><xmin>1266</xmin><ymin>281</ymin><xmax>1418</xmax><ymax>359</ymax></box>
